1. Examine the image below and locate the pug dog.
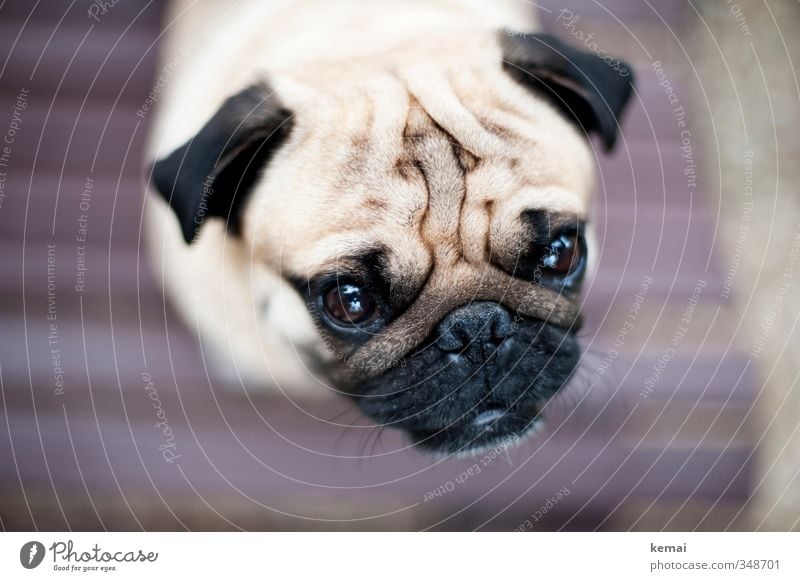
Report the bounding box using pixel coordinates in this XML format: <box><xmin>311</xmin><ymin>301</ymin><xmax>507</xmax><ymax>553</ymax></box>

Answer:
<box><xmin>145</xmin><ymin>0</ymin><xmax>634</xmax><ymax>454</ymax></box>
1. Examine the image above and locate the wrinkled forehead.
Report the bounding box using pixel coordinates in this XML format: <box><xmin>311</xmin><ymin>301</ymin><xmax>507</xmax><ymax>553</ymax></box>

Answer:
<box><xmin>246</xmin><ymin>67</ymin><xmax>595</xmax><ymax>275</ymax></box>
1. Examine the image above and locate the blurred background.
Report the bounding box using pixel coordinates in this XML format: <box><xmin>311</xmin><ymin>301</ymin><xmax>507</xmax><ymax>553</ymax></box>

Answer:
<box><xmin>1</xmin><ymin>0</ymin><xmax>798</xmax><ymax>531</ymax></box>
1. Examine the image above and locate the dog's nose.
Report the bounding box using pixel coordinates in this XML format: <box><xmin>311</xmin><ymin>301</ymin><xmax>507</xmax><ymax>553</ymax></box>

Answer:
<box><xmin>436</xmin><ymin>301</ymin><xmax>514</xmax><ymax>353</ymax></box>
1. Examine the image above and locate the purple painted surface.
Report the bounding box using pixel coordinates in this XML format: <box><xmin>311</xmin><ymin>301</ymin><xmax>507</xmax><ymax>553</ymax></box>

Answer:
<box><xmin>0</xmin><ymin>0</ymin><xmax>753</xmax><ymax>530</ymax></box>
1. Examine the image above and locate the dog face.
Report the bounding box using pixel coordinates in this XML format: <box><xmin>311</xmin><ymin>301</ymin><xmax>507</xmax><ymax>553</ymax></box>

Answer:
<box><xmin>152</xmin><ymin>32</ymin><xmax>633</xmax><ymax>453</ymax></box>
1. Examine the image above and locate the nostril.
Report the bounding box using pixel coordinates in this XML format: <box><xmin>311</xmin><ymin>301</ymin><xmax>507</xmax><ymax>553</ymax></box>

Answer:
<box><xmin>437</xmin><ymin>323</ymin><xmax>467</xmax><ymax>352</ymax></box>
<box><xmin>491</xmin><ymin>313</ymin><xmax>513</xmax><ymax>342</ymax></box>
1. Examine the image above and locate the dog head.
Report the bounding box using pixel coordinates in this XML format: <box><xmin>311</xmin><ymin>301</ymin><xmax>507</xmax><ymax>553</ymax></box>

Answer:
<box><xmin>152</xmin><ymin>32</ymin><xmax>634</xmax><ymax>453</ymax></box>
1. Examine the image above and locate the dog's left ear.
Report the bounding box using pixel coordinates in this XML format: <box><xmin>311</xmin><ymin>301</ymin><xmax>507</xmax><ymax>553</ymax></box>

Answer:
<box><xmin>500</xmin><ymin>31</ymin><xmax>634</xmax><ymax>151</ymax></box>
<box><xmin>152</xmin><ymin>81</ymin><xmax>293</xmax><ymax>243</ymax></box>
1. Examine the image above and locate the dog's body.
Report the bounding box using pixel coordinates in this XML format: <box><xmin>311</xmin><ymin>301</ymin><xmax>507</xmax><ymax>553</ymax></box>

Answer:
<box><xmin>146</xmin><ymin>0</ymin><xmax>633</xmax><ymax>452</ymax></box>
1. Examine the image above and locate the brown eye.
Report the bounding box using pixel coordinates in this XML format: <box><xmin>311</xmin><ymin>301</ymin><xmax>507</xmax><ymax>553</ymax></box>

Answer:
<box><xmin>541</xmin><ymin>234</ymin><xmax>583</xmax><ymax>277</ymax></box>
<box><xmin>322</xmin><ymin>283</ymin><xmax>379</xmax><ymax>326</ymax></box>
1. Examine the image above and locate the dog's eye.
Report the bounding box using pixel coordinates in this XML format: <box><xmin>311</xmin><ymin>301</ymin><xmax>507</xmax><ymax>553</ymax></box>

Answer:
<box><xmin>543</xmin><ymin>234</ymin><xmax>581</xmax><ymax>274</ymax></box>
<box><xmin>536</xmin><ymin>233</ymin><xmax>585</xmax><ymax>283</ymax></box>
<box><xmin>322</xmin><ymin>283</ymin><xmax>380</xmax><ymax>327</ymax></box>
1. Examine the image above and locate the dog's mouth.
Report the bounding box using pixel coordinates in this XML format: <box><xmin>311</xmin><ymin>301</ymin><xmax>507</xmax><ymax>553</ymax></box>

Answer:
<box><xmin>343</xmin><ymin>302</ymin><xmax>581</xmax><ymax>454</ymax></box>
<box><xmin>352</xmin><ymin>343</ymin><xmax>575</xmax><ymax>455</ymax></box>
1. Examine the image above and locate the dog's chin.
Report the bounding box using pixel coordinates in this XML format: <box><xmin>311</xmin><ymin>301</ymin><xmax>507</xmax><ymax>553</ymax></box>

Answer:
<box><xmin>407</xmin><ymin>406</ymin><xmax>547</xmax><ymax>456</ymax></box>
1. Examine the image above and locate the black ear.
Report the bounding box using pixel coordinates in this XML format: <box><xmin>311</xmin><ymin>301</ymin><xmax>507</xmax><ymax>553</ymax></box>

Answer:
<box><xmin>500</xmin><ymin>31</ymin><xmax>634</xmax><ymax>151</ymax></box>
<box><xmin>152</xmin><ymin>81</ymin><xmax>293</xmax><ymax>243</ymax></box>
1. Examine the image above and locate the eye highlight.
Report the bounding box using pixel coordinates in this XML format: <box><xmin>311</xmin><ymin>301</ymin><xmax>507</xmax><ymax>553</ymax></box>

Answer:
<box><xmin>321</xmin><ymin>282</ymin><xmax>381</xmax><ymax>328</ymax></box>
<box><xmin>541</xmin><ymin>233</ymin><xmax>582</xmax><ymax>276</ymax></box>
